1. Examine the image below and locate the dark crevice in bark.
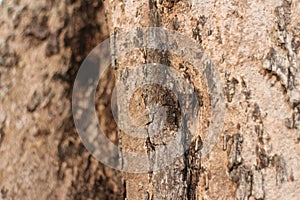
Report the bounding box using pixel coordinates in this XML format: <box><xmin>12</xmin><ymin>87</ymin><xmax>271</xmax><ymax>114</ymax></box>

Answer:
<box><xmin>185</xmin><ymin>135</ymin><xmax>202</xmax><ymax>200</ymax></box>
<box><xmin>123</xmin><ymin>180</ymin><xmax>127</xmax><ymax>199</ymax></box>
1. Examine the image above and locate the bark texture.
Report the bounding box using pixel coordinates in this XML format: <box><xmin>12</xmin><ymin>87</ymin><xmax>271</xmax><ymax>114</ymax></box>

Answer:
<box><xmin>0</xmin><ymin>0</ymin><xmax>122</xmax><ymax>199</ymax></box>
<box><xmin>103</xmin><ymin>0</ymin><xmax>300</xmax><ymax>199</ymax></box>
<box><xmin>0</xmin><ymin>0</ymin><xmax>299</xmax><ymax>199</ymax></box>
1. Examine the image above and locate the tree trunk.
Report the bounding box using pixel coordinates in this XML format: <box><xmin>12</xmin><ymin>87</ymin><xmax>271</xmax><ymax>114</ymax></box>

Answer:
<box><xmin>103</xmin><ymin>0</ymin><xmax>300</xmax><ymax>199</ymax></box>
<box><xmin>0</xmin><ymin>0</ymin><xmax>299</xmax><ymax>199</ymax></box>
<box><xmin>0</xmin><ymin>0</ymin><xmax>122</xmax><ymax>199</ymax></box>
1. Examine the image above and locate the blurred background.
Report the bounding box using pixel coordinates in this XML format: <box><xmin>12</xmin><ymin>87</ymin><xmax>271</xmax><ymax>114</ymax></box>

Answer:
<box><xmin>0</xmin><ymin>0</ymin><xmax>122</xmax><ymax>199</ymax></box>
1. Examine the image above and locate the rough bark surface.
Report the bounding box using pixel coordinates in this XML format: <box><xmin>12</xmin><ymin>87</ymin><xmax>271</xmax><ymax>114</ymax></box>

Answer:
<box><xmin>0</xmin><ymin>0</ymin><xmax>299</xmax><ymax>199</ymax></box>
<box><xmin>103</xmin><ymin>0</ymin><xmax>300</xmax><ymax>199</ymax></box>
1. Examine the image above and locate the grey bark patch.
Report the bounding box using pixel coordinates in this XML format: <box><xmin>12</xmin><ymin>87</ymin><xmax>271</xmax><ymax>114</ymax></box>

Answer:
<box><xmin>185</xmin><ymin>136</ymin><xmax>203</xmax><ymax>199</ymax></box>
<box><xmin>255</xmin><ymin>123</ymin><xmax>271</xmax><ymax>169</ymax></box>
<box><xmin>225</xmin><ymin>73</ymin><xmax>239</xmax><ymax>103</ymax></box>
<box><xmin>228</xmin><ymin>134</ymin><xmax>243</xmax><ymax>170</ymax></box>
<box><xmin>252</xmin><ymin>170</ymin><xmax>265</xmax><ymax>200</ymax></box>
<box><xmin>286</xmin><ymin>105</ymin><xmax>300</xmax><ymax>131</ymax></box>
<box><xmin>262</xmin><ymin>48</ymin><xmax>290</xmax><ymax>88</ymax></box>
<box><xmin>241</xmin><ymin>77</ymin><xmax>251</xmax><ymax>100</ymax></box>
<box><xmin>272</xmin><ymin>154</ymin><xmax>288</xmax><ymax>184</ymax></box>
<box><xmin>252</xmin><ymin>103</ymin><xmax>272</xmax><ymax>170</ymax></box>
<box><xmin>252</xmin><ymin>103</ymin><xmax>262</xmax><ymax>122</ymax></box>
<box><xmin>223</xmin><ymin>134</ymin><xmax>230</xmax><ymax>151</ymax></box>
<box><xmin>236</xmin><ymin>167</ymin><xmax>252</xmax><ymax>200</ymax></box>
<box><xmin>264</xmin><ymin>0</ymin><xmax>300</xmax><ymax>134</ymax></box>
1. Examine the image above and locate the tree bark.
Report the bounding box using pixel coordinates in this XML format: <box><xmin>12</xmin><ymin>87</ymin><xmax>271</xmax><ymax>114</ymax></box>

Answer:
<box><xmin>0</xmin><ymin>0</ymin><xmax>122</xmax><ymax>199</ymax></box>
<box><xmin>103</xmin><ymin>0</ymin><xmax>300</xmax><ymax>199</ymax></box>
<box><xmin>0</xmin><ymin>0</ymin><xmax>299</xmax><ymax>199</ymax></box>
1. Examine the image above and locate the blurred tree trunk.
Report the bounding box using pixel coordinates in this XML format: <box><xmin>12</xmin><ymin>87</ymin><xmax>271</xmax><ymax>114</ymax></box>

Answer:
<box><xmin>103</xmin><ymin>0</ymin><xmax>300</xmax><ymax>199</ymax></box>
<box><xmin>0</xmin><ymin>0</ymin><xmax>122</xmax><ymax>199</ymax></box>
